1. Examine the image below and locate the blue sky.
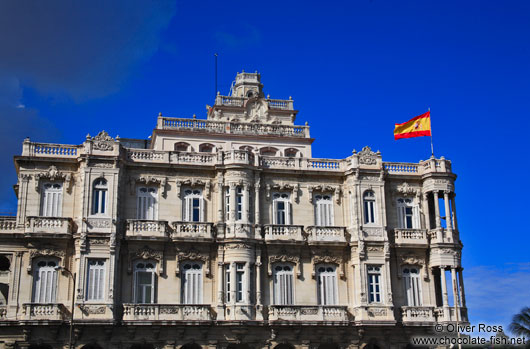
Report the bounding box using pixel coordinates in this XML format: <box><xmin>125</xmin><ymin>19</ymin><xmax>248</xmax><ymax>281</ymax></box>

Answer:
<box><xmin>0</xmin><ymin>0</ymin><xmax>529</xmax><ymax>335</ymax></box>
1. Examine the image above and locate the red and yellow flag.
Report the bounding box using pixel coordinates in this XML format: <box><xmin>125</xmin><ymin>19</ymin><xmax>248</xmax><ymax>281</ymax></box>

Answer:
<box><xmin>394</xmin><ymin>111</ymin><xmax>431</xmax><ymax>140</ymax></box>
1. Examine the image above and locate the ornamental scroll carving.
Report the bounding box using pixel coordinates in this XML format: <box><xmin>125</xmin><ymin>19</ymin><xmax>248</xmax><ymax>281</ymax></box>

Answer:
<box><xmin>129</xmin><ymin>175</ymin><xmax>168</xmax><ymax>197</ymax></box>
<box><xmin>34</xmin><ymin>165</ymin><xmax>73</xmax><ymax>193</ymax></box>
<box><xmin>398</xmin><ymin>253</ymin><xmax>428</xmax><ymax>280</ymax></box>
<box><xmin>27</xmin><ymin>247</ymin><xmax>65</xmax><ymax>273</ymax></box>
<box><xmin>307</xmin><ymin>185</ymin><xmax>342</xmax><ymax>204</ymax></box>
<box><xmin>176</xmin><ymin>178</ymin><xmax>212</xmax><ymax>199</ymax></box>
<box><xmin>92</xmin><ymin>131</ymin><xmax>114</xmax><ymax>151</ymax></box>
<box><xmin>175</xmin><ymin>247</ymin><xmax>210</xmax><ymax>276</ymax></box>
<box><xmin>268</xmin><ymin>253</ymin><xmax>301</xmax><ymax>278</ymax></box>
<box><xmin>266</xmin><ymin>182</ymin><xmax>300</xmax><ymax>203</ymax></box>
<box><xmin>311</xmin><ymin>249</ymin><xmax>345</xmax><ymax>279</ymax></box>
<box><xmin>128</xmin><ymin>246</ymin><xmax>164</xmax><ymax>275</ymax></box>
<box><xmin>358</xmin><ymin>146</ymin><xmax>378</xmax><ymax>165</ymax></box>
<box><xmin>396</xmin><ymin>182</ymin><xmax>419</xmax><ymax>196</ymax></box>
<box><xmin>78</xmin><ymin>304</ymin><xmax>107</xmax><ymax>315</ymax></box>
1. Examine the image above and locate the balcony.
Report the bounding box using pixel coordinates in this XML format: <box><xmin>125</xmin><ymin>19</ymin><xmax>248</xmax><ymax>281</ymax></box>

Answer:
<box><xmin>429</xmin><ymin>227</ymin><xmax>458</xmax><ymax>244</ymax></box>
<box><xmin>75</xmin><ymin>303</ymin><xmax>115</xmax><ymax>320</ymax></box>
<box><xmin>0</xmin><ymin>217</ymin><xmax>18</xmax><ymax>233</ymax></box>
<box><xmin>25</xmin><ymin>217</ymin><xmax>73</xmax><ymax>235</ymax></box>
<box><xmin>401</xmin><ymin>306</ymin><xmax>435</xmax><ymax>325</ymax></box>
<box><xmin>264</xmin><ymin>225</ymin><xmax>304</xmax><ymax>243</ymax></box>
<box><xmin>268</xmin><ymin>305</ymin><xmax>348</xmax><ymax>322</ymax></box>
<box><xmin>122</xmin><ymin>304</ymin><xmax>213</xmax><ymax>321</ymax></box>
<box><xmin>306</xmin><ymin>226</ymin><xmax>347</xmax><ymax>244</ymax></box>
<box><xmin>394</xmin><ymin>229</ymin><xmax>428</xmax><ymax>246</ymax></box>
<box><xmin>22</xmin><ymin>303</ymin><xmax>67</xmax><ymax>321</ymax></box>
<box><xmin>0</xmin><ymin>305</ymin><xmax>6</xmax><ymax>319</ymax></box>
<box><xmin>435</xmin><ymin>307</ymin><xmax>469</xmax><ymax>323</ymax></box>
<box><xmin>125</xmin><ymin>220</ymin><xmax>169</xmax><ymax>239</ymax></box>
<box><xmin>171</xmin><ymin>222</ymin><xmax>214</xmax><ymax>240</ymax></box>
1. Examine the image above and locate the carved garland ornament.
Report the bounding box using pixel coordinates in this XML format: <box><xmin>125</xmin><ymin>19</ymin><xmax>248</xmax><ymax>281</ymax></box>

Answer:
<box><xmin>358</xmin><ymin>146</ymin><xmax>378</xmax><ymax>165</ymax></box>
<box><xmin>266</xmin><ymin>183</ymin><xmax>301</xmax><ymax>203</ymax></box>
<box><xmin>307</xmin><ymin>185</ymin><xmax>342</xmax><ymax>204</ymax></box>
<box><xmin>268</xmin><ymin>254</ymin><xmax>301</xmax><ymax>278</ymax></box>
<box><xmin>34</xmin><ymin>165</ymin><xmax>73</xmax><ymax>193</ymax></box>
<box><xmin>398</xmin><ymin>253</ymin><xmax>428</xmax><ymax>280</ymax></box>
<box><xmin>128</xmin><ymin>246</ymin><xmax>164</xmax><ymax>275</ymax></box>
<box><xmin>311</xmin><ymin>252</ymin><xmax>345</xmax><ymax>279</ymax></box>
<box><xmin>129</xmin><ymin>175</ymin><xmax>168</xmax><ymax>197</ymax></box>
<box><xmin>91</xmin><ymin>130</ymin><xmax>114</xmax><ymax>151</ymax></box>
<box><xmin>176</xmin><ymin>178</ymin><xmax>212</xmax><ymax>199</ymax></box>
<box><xmin>27</xmin><ymin>248</ymin><xmax>65</xmax><ymax>273</ymax></box>
<box><xmin>396</xmin><ymin>182</ymin><xmax>419</xmax><ymax>196</ymax></box>
<box><xmin>175</xmin><ymin>248</ymin><xmax>210</xmax><ymax>276</ymax></box>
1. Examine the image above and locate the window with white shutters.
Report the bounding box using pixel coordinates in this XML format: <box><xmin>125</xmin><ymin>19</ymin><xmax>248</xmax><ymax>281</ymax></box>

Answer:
<box><xmin>32</xmin><ymin>259</ymin><xmax>58</xmax><ymax>303</ymax></box>
<box><xmin>181</xmin><ymin>262</ymin><xmax>202</xmax><ymax>304</ymax></box>
<box><xmin>273</xmin><ymin>193</ymin><xmax>291</xmax><ymax>225</ymax></box>
<box><xmin>363</xmin><ymin>190</ymin><xmax>376</xmax><ymax>224</ymax></box>
<box><xmin>225</xmin><ymin>188</ymin><xmax>230</xmax><ymax>221</ymax></box>
<box><xmin>86</xmin><ymin>259</ymin><xmax>106</xmax><ymax>301</ymax></box>
<box><xmin>224</xmin><ymin>264</ymin><xmax>231</xmax><ymax>302</ymax></box>
<box><xmin>403</xmin><ymin>267</ymin><xmax>422</xmax><ymax>306</ymax></box>
<box><xmin>133</xmin><ymin>261</ymin><xmax>156</xmax><ymax>303</ymax></box>
<box><xmin>92</xmin><ymin>178</ymin><xmax>108</xmax><ymax>215</ymax></box>
<box><xmin>236</xmin><ymin>263</ymin><xmax>245</xmax><ymax>303</ymax></box>
<box><xmin>273</xmin><ymin>264</ymin><xmax>294</xmax><ymax>305</ymax></box>
<box><xmin>397</xmin><ymin>198</ymin><xmax>419</xmax><ymax>229</ymax></box>
<box><xmin>367</xmin><ymin>265</ymin><xmax>382</xmax><ymax>303</ymax></box>
<box><xmin>236</xmin><ymin>187</ymin><xmax>243</xmax><ymax>221</ymax></box>
<box><xmin>182</xmin><ymin>189</ymin><xmax>204</xmax><ymax>222</ymax></box>
<box><xmin>315</xmin><ymin>194</ymin><xmax>334</xmax><ymax>226</ymax></box>
<box><xmin>40</xmin><ymin>183</ymin><xmax>63</xmax><ymax>217</ymax></box>
<box><xmin>136</xmin><ymin>187</ymin><xmax>158</xmax><ymax>220</ymax></box>
<box><xmin>317</xmin><ymin>264</ymin><xmax>338</xmax><ymax>305</ymax></box>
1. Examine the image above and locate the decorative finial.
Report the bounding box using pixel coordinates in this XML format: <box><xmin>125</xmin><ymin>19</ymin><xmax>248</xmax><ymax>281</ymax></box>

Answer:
<box><xmin>217</xmin><ymin>91</ymin><xmax>220</xmax><ymax>95</ymax></box>
<box><xmin>352</xmin><ymin>149</ymin><xmax>357</xmax><ymax>154</ymax></box>
<box><xmin>289</xmin><ymin>96</ymin><xmax>292</xmax><ymax>100</ymax></box>
<box><xmin>158</xmin><ymin>112</ymin><xmax>162</xmax><ymax>116</ymax></box>
<box><xmin>86</xmin><ymin>134</ymin><xmax>91</xmax><ymax>140</ymax></box>
<box><xmin>267</xmin><ymin>94</ymin><xmax>270</xmax><ymax>99</ymax></box>
<box><xmin>116</xmin><ymin>135</ymin><xmax>120</xmax><ymax>140</ymax></box>
<box><xmin>242</xmin><ymin>69</ymin><xmax>245</xmax><ymax>73</ymax></box>
<box><xmin>305</xmin><ymin>121</ymin><xmax>308</xmax><ymax>126</ymax></box>
<box><xmin>193</xmin><ymin>114</ymin><xmax>196</xmax><ymax>119</ymax></box>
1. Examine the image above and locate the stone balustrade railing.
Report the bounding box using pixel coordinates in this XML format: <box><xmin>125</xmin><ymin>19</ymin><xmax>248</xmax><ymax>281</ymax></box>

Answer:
<box><xmin>401</xmin><ymin>306</ymin><xmax>435</xmax><ymax>323</ymax></box>
<box><xmin>122</xmin><ymin>304</ymin><xmax>213</xmax><ymax>321</ymax></box>
<box><xmin>428</xmin><ymin>227</ymin><xmax>457</xmax><ymax>244</ymax></box>
<box><xmin>22</xmin><ymin>303</ymin><xmax>67</xmax><ymax>320</ymax></box>
<box><xmin>0</xmin><ymin>217</ymin><xmax>17</xmax><ymax>231</ymax></box>
<box><xmin>223</xmin><ymin>150</ymin><xmax>254</xmax><ymax>165</ymax></box>
<box><xmin>394</xmin><ymin>229</ymin><xmax>428</xmax><ymax>245</ymax></box>
<box><xmin>384</xmin><ymin>162</ymin><xmax>419</xmax><ymax>175</ymax></box>
<box><xmin>171</xmin><ymin>222</ymin><xmax>214</xmax><ymax>240</ymax></box>
<box><xmin>264</xmin><ymin>225</ymin><xmax>304</xmax><ymax>242</ymax></box>
<box><xmin>268</xmin><ymin>305</ymin><xmax>348</xmax><ymax>321</ymax></box>
<box><xmin>125</xmin><ymin>220</ymin><xmax>169</xmax><ymax>238</ymax></box>
<box><xmin>306</xmin><ymin>226</ymin><xmax>347</xmax><ymax>243</ymax></box>
<box><xmin>25</xmin><ymin>217</ymin><xmax>73</xmax><ymax>235</ymax></box>
<box><xmin>22</xmin><ymin>141</ymin><xmax>80</xmax><ymax>158</ymax></box>
<box><xmin>0</xmin><ymin>305</ymin><xmax>6</xmax><ymax>319</ymax></box>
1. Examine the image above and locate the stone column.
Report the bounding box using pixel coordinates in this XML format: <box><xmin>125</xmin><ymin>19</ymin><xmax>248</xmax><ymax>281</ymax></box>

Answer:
<box><xmin>451</xmin><ymin>267</ymin><xmax>460</xmax><ymax>321</ymax></box>
<box><xmin>244</xmin><ymin>184</ymin><xmax>250</xmax><ymax>223</ymax></box>
<box><xmin>444</xmin><ymin>191</ymin><xmax>453</xmax><ymax>234</ymax></box>
<box><xmin>254</xmin><ymin>183</ymin><xmax>261</xmax><ymax>225</ymax></box>
<box><xmin>256</xmin><ymin>260</ymin><xmax>262</xmax><ymax>306</ymax></box>
<box><xmin>440</xmin><ymin>266</ymin><xmax>450</xmax><ymax>320</ymax></box>
<box><xmin>230</xmin><ymin>261</ymin><xmax>236</xmax><ymax>304</ymax></box>
<box><xmin>451</xmin><ymin>194</ymin><xmax>458</xmax><ymax>231</ymax></box>
<box><xmin>433</xmin><ymin>191</ymin><xmax>441</xmax><ymax>229</ymax></box>
<box><xmin>217</xmin><ymin>262</ymin><xmax>224</xmax><ymax>304</ymax></box>
<box><xmin>217</xmin><ymin>179</ymin><xmax>224</xmax><ymax>222</ymax></box>
<box><xmin>458</xmin><ymin>268</ymin><xmax>467</xmax><ymax>308</ymax></box>
<box><xmin>229</xmin><ymin>182</ymin><xmax>237</xmax><ymax>223</ymax></box>
<box><xmin>422</xmin><ymin>192</ymin><xmax>431</xmax><ymax>230</ymax></box>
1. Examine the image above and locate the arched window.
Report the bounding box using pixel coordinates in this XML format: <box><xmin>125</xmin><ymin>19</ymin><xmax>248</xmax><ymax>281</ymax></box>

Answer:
<box><xmin>133</xmin><ymin>261</ymin><xmax>156</xmax><ymax>304</ymax></box>
<box><xmin>32</xmin><ymin>259</ymin><xmax>58</xmax><ymax>303</ymax></box>
<box><xmin>136</xmin><ymin>187</ymin><xmax>158</xmax><ymax>220</ymax></box>
<box><xmin>284</xmin><ymin>148</ymin><xmax>299</xmax><ymax>157</ymax></box>
<box><xmin>397</xmin><ymin>198</ymin><xmax>419</xmax><ymax>229</ymax></box>
<box><xmin>317</xmin><ymin>264</ymin><xmax>338</xmax><ymax>305</ymax></box>
<box><xmin>273</xmin><ymin>264</ymin><xmax>294</xmax><ymax>305</ymax></box>
<box><xmin>40</xmin><ymin>182</ymin><xmax>63</xmax><ymax>217</ymax></box>
<box><xmin>403</xmin><ymin>267</ymin><xmax>422</xmax><ymax>306</ymax></box>
<box><xmin>182</xmin><ymin>189</ymin><xmax>204</xmax><ymax>222</ymax></box>
<box><xmin>181</xmin><ymin>261</ymin><xmax>203</xmax><ymax>304</ymax></box>
<box><xmin>363</xmin><ymin>190</ymin><xmax>376</xmax><ymax>224</ymax></box>
<box><xmin>314</xmin><ymin>194</ymin><xmax>333</xmax><ymax>226</ymax></box>
<box><xmin>199</xmin><ymin>143</ymin><xmax>214</xmax><ymax>153</ymax></box>
<box><xmin>272</xmin><ymin>193</ymin><xmax>291</xmax><ymax>225</ymax></box>
<box><xmin>86</xmin><ymin>259</ymin><xmax>106</xmax><ymax>301</ymax></box>
<box><xmin>92</xmin><ymin>178</ymin><xmax>108</xmax><ymax>215</ymax></box>
<box><xmin>174</xmin><ymin>142</ymin><xmax>190</xmax><ymax>152</ymax></box>
<box><xmin>260</xmin><ymin>147</ymin><xmax>278</xmax><ymax>156</ymax></box>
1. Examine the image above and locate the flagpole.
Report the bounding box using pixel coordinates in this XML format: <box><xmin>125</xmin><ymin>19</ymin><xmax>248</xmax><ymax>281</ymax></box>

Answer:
<box><xmin>429</xmin><ymin>107</ymin><xmax>434</xmax><ymax>157</ymax></box>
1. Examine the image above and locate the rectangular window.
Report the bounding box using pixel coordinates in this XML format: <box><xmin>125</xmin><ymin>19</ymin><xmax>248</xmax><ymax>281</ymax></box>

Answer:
<box><xmin>317</xmin><ymin>265</ymin><xmax>338</xmax><ymax>305</ymax></box>
<box><xmin>273</xmin><ymin>264</ymin><xmax>294</xmax><ymax>305</ymax></box>
<box><xmin>183</xmin><ymin>189</ymin><xmax>203</xmax><ymax>222</ymax></box>
<box><xmin>397</xmin><ymin>198</ymin><xmax>419</xmax><ymax>229</ymax></box>
<box><xmin>273</xmin><ymin>193</ymin><xmax>291</xmax><ymax>225</ymax></box>
<box><xmin>315</xmin><ymin>195</ymin><xmax>333</xmax><ymax>226</ymax></box>
<box><xmin>236</xmin><ymin>263</ymin><xmax>245</xmax><ymax>303</ymax></box>
<box><xmin>137</xmin><ymin>187</ymin><xmax>158</xmax><ymax>220</ymax></box>
<box><xmin>86</xmin><ymin>259</ymin><xmax>106</xmax><ymax>301</ymax></box>
<box><xmin>236</xmin><ymin>187</ymin><xmax>243</xmax><ymax>221</ymax></box>
<box><xmin>181</xmin><ymin>262</ymin><xmax>203</xmax><ymax>304</ymax></box>
<box><xmin>40</xmin><ymin>183</ymin><xmax>63</xmax><ymax>217</ymax></box>
<box><xmin>225</xmin><ymin>188</ymin><xmax>230</xmax><ymax>221</ymax></box>
<box><xmin>32</xmin><ymin>260</ymin><xmax>58</xmax><ymax>303</ymax></box>
<box><xmin>225</xmin><ymin>264</ymin><xmax>231</xmax><ymax>303</ymax></box>
<box><xmin>277</xmin><ymin>201</ymin><xmax>286</xmax><ymax>224</ymax></box>
<box><xmin>364</xmin><ymin>200</ymin><xmax>375</xmax><ymax>224</ymax></box>
<box><xmin>367</xmin><ymin>265</ymin><xmax>382</xmax><ymax>303</ymax></box>
<box><xmin>403</xmin><ymin>267</ymin><xmax>422</xmax><ymax>306</ymax></box>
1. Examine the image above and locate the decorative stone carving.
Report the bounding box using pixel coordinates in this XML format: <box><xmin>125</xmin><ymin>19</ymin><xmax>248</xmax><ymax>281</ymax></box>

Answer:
<box><xmin>78</xmin><ymin>304</ymin><xmax>107</xmax><ymax>315</ymax></box>
<box><xmin>175</xmin><ymin>247</ymin><xmax>210</xmax><ymax>276</ymax></box>
<box><xmin>367</xmin><ymin>307</ymin><xmax>387</xmax><ymax>317</ymax></box>
<box><xmin>128</xmin><ymin>246</ymin><xmax>164</xmax><ymax>275</ymax></box>
<box><xmin>34</xmin><ymin>165</ymin><xmax>73</xmax><ymax>192</ymax></box>
<box><xmin>307</xmin><ymin>185</ymin><xmax>341</xmax><ymax>204</ymax></box>
<box><xmin>86</xmin><ymin>218</ymin><xmax>112</xmax><ymax>229</ymax></box>
<box><xmin>92</xmin><ymin>131</ymin><xmax>114</xmax><ymax>151</ymax></box>
<box><xmin>268</xmin><ymin>251</ymin><xmax>301</xmax><ymax>278</ymax></box>
<box><xmin>177</xmin><ymin>178</ymin><xmax>212</xmax><ymax>199</ymax></box>
<box><xmin>367</xmin><ymin>246</ymin><xmax>383</xmax><ymax>252</ymax></box>
<box><xmin>399</xmin><ymin>253</ymin><xmax>425</xmax><ymax>266</ymax></box>
<box><xmin>130</xmin><ymin>175</ymin><xmax>168</xmax><ymax>197</ymax></box>
<box><xmin>358</xmin><ymin>240</ymin><xmax>366</xmax><ymax>260</ymax></box>
<box><xmin>397</xmin><ymin>182</ymin><xmax>418</xmax><ymax>196</ymax></box>
<box><xmin>358</xmin><ymin>146</ymin><xmax>378</xmax><ymax>165</ymax></box>
<box><xmin>266</xmin><ymin>182</ymin><xmax>300</xmax><ymax>202</ymax></box>
<box><xmin>27</xmin><ymin>247</ymin><xmax>65</xmax><ymax>273</ymax></box>
<box><xmin>311</xmin><ymin>250</ymin><xmax>345</xmax><ymax>279</ymax></box>
<box><xmin>384</xmin><ymin>242</ymin><xmax>390</xmax><ymax>259</ymax></box>
<box><xmin>89</xmin><ymin>239</ymin><xmax>109</xmax><ymax>245</ymax></box>
<box><xmin>90</xmin><ymin>162</ymin><xmax>114</xmax><ymax>168</ymax></box>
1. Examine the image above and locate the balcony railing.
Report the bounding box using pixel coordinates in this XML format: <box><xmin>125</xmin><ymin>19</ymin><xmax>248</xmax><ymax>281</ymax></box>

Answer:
<box><xmin>394</xmin><ymin>229</ymin><xmax>428</xmax><ymax>245</ymax></box>
<box><xmin>306</xmin><ymin>226</ymin><xmax>347</xmax><ymax>243</ymax></box>
<box><xmin>0</xmin><ymin>305</ymin><xmax>6</xmax><ymax>319</ymax></box>
<box><xmin>264</xmin><ymin>225</ymin><xmax>304</xmax><ymax>242</ymax></box>
<box><xmin>22</xmin><ymin>303</ymin><xmax>67</xmax><ymax>321</ymax></box>
<box><xmin>434</xmin><ymin>307</ymin><xmax>468</xmax><ymax>323</ymax></box>
<box><xmin>25</xmin><ymin>217</ymin><xmax>73</xmax><ymax>235</ymax></box>
<box><xmin>22</xmin><ymin>141</ymin><xmax>80</xmax><ymax>158</ymax></box>
<box><xmin>401</xmin><ymin>306</ymin><xmax>435</xmax><ymax>324</ymax></box>
<box><xmin>268</xmin><ymin>305</ymin><xmax>348</xmax><ymax>322</ymax></box>
<box><xmin>122</xmin><ymin>304</ymin><xmax>213</xmax><ymax>321</ymax></box>
<box><xmin>125</xmin><ymin>220</ymin><xmax>169</xmax><ymax>239</ymax></box>
<box><xmin>171</xmin><ymin>222</ymin><xmax>214</xmax><ymax>240</ymax></box>
<box><xmin>0</xmin><ymin>217</ymin><xmax>17</xmax><ymax>232</ymax></box>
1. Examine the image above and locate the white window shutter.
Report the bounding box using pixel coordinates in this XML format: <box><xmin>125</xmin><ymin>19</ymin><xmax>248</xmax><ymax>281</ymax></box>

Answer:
<box><xmin>200</xmin><ymin>197</ymin><xmax>205</xmax><ymax>222</ymax></box>
<box><xmin>272</xmin><ymin>200</ymin><xmax>278</xmax><ymax>224</ymax></box>
<box><xmin>286</xmin><ymin>202</ymin><xmax>292</xmax><ymax>225</ymax></box>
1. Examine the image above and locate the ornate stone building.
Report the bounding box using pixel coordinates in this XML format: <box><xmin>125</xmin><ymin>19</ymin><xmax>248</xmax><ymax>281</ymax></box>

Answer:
<box><xmin>0</xmin><ymin>72</ymin><xmax>467</xmax><ymax>349</ymax></box>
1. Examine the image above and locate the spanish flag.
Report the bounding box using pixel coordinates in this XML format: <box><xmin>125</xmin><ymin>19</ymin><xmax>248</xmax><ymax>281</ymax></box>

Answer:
<box><xmin>394</xmin><ymin>111</ymin><xmax>431</xmax><ymax>140</ymax></box>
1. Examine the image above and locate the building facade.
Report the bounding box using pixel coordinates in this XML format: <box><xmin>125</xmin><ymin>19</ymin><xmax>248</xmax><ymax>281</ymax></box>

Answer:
<box><xmin>0</xmin><ymin>72</ymin><xmax>467</xmax><ymax>349</ymax></box>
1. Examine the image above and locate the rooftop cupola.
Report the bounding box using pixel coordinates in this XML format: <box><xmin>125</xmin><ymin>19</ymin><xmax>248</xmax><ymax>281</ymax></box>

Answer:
<box><xmin>231</xmin><ymin>70</ymin><xmax>264</xmax><ymax>98</ymax></box>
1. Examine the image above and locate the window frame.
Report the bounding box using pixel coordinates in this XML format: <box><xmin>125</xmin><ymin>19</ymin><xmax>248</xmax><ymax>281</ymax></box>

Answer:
<box><xmin>133</xmin><ymin>260</ymin><xmax>156</xmax><ymax>304</ymax></box>
<box><xmin>273</xmin><ymin>263</ymin><xmax>295</xmax><ymax>305</ymax></box>
<box><xmin>367</xmin><ymin>265</ymin><xmax>383</xmax><ymax>304</ymax></box>
<box><xmin>91</xmin><ymin>178</ymin><xmax>108</xmax><ymax>216</ymax></box>
<box><xmin>402</xmin><ymin>266</ymin><xmax>422</xmax><ymax>306</ymax></box>
<box><xmin>180</xmin><ymin>261</ymin><xmax>203</xmax><ymax>304</ymax></box>
<box><xmin>397</xmin><ymin>198</ymin><xmax>419</xmax><ymax>229</ymax></box>
<box><xmin>314</xmin><ymin>194</ymin><xmax>334</xmax><ymax>226</ymax></box>
<box><xmin>85</xmin><ymin>259</ymin><xmax>106</xmax><ymax>302</ymax></box>
<box><xmin>32</xmin><ymin>259</ymin><xmax>59</xmax><ymax>303</ymax></box>
<box><xmin>182</xmin><ymin>188</ymin><xmax>204</xmax><ymax>222</ymax></box>
<box><xmin>363</xmin><ymin>190</ymin><xmax>376</xmax><ymax>225</ymax></box>
<box><xmin>136</xmin><ymin>186</ymin><xmax>158</xmax><ymax>220</ymax></box>
<box><xmin>40</xmin><ymin>182</ymin><xmax>63</xmax><ymax>217</ymax></box>
<box><xmin>316</xmin><ymin>264</ymin><xmax>338</xmax><ymax>305</ymax></box>
<box><xmin>272</xmin><ymin>193</ymin><xmax>291</xmax><ymax>225</ymax></box>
